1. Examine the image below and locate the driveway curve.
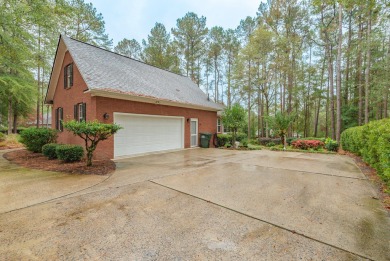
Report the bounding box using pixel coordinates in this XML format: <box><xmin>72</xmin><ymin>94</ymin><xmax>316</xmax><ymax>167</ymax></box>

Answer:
<box><xmin>0</xmin><ymin>149</ymin><xmax>107</xmax><ymax>214</ymax></box>
<box><xmin>0</xmin><ymin>148</ymin><xmax>389</xmax><ymax>260</ymax></box>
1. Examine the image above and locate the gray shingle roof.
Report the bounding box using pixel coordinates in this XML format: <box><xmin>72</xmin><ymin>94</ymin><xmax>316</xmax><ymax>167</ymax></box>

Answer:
<box><xmin>62</xmin><ymin>35</ymin><xmax>223</xmax><ymax>111</ymax></box>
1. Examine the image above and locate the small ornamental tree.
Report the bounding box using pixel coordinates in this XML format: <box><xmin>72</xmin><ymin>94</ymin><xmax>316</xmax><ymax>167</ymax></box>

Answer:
<box><xmin>63</xmin><ymin>120</ymin><xmax>122</xmax><ymax>166</ymax></box>
<box><xmin>265</xmin><ymin>112</ymin><xmax>295</xmax><ymax>150</ymax></box>
<box><xmin>221</xmin><ymin>103</ymin><xmax>246</xmax><ymax>146</ymax></box>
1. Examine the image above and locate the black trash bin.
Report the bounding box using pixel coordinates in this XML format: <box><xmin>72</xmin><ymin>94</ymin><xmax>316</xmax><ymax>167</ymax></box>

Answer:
<box><xmin>200</xmin><ymin>132</ymin><xmax>212</xmax><ymax>148</ymax></box>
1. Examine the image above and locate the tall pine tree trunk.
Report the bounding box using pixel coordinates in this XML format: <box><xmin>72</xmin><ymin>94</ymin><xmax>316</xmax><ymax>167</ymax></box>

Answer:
<box><xmin>265</xmin><ymin>95</ymin><xmax>269</xmax><ymax>138</ymax></box>
<box><xmin>257</xmin><ymin>87</ymin><xmax>261</xmax><ymax>140</ymax></box>
<box><xmin>327</xmin><ymin>44</ymin><xmax>336</xmax><ymax>140</ymax></box>
<box><xmin>7</xmin><ymin>97</ymin><xmax>12</xmax><ymax>135</ymax></box>
<box><xmin>36</xmin><ymin>27</ymin><xmax>41</xmax><ymax>128</ymax></box>
<box><xmin>227</xmin><ymin>56</ymin><xmax>232</xmax><ymax>108</ymax></box>
<box><xmin>247</xmin><ymin>60</ymin><xmax>251</xmax><ymax>140</ymax></box>
<box><xmin>214</xmin><ymin>58</ymin><xmax>218</xmax><ymax>102</ymax></box>
<box><xmin>315</xmin><ymin>53</ymin><xmax>326</xmax><ymax>137</ymax></box>
<box><xmin>336</xmin><ymin>3</ymin><xmax>343</xmax><ymax>143</ymax></box>
<box><xmin>364</xmin><ymin>10</ymin><xmax>372</xmax><ymax>124</ymax></box>
<box><xmin>343</xmin><ymin>11</ymin><xmax>352</xmax><ymax>107</ymax></box>
<box><xmin>384</xmin><ymin>87</ymin><xmax>389</xmax><ymax>118</ymax></box>
<box><xmin>357</xmin><ymin>15</ymin><xmax>363</xmax><ymax>125</ymax></box>
<box><xmin>13</xmin><ymin>108</ymin><xmax>18</xmax><ymax>134</ymax></box>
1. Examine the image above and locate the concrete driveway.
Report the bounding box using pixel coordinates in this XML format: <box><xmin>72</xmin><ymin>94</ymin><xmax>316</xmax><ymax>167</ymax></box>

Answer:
<box><xmin>0</xmin><ymin>149</ymin><xmax>389</xmax><ymax>260</ymax></box>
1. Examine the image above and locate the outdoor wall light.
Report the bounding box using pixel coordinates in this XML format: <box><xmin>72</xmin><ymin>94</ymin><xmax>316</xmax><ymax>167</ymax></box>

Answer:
<box><xmin>103</xmin><ymin>113</ymin><xmax>109</xmax><ymax>119</ymax></box>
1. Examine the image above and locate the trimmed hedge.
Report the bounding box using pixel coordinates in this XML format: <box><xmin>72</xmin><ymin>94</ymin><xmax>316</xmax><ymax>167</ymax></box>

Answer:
<box><xmin>217</xmin><ymin>133</ymin><xmax>231</xmax><ymax>147</ymax></box>
<box><xmin>341</xmin><ymin>118</ymin><xmax>390</xmax><ymax>185</ymax></box>
<box><xmin>42</xmin><ymin>143</ymin><xmax>59</xmax><ymax>159</ymax></box>
<box><xmin>56</xmin><ymin>144</ymin><xmax>84</xmax><ymax>163</ymax></box>
<box><xmin>217</xmin><ymin>132</ymin><xmax>247</xmax><ymax>147</ymax></box>
<box><xmin>19</xmin><ymin>128</ymin><xmax>57</xmax><ymax>153</ymax></box>
<box><xmin>258</xmin><ymin>137</ymin><xmax>282</xmax><ymax>146</ymax></box>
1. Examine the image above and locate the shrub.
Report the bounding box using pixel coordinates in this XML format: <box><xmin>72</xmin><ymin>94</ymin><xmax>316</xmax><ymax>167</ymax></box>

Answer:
<box><xmin>300</xmin><ymin>137</ymin><xmax>326</xmax><ymax>142</ymax></box>
<box><xmin>19</xmin><ymin>128</ymin><xmax>57</xmax><ymax>153</ymax></box>
<box><xmin>0</xmin><ymin>132</ymin><xmax>5</xmax><ymax>142</ymax></box>
<box><xmin>63</xmin><ymin>120</ymin><xmax>122</xmax><ymax>166</ymax></box>
<box><xmin>286</xmin><ymin>137</ymin><xmax>295</xmax><ymax>146</ymax></box>
<box><xmin>217</xmin><ymin>132</ymin><xmax>247</xmax><ymax>147</ymax></box>
<box><xmin>42</xmin><ymin>143</ymin><xmax>59</xmax><ymax>159</ymax></box>
<box><xmin>217</xmin><ymin>133</ymin><xmax>232</xmax><ymax>147</ymax></box>
<box><xmin>224</xmin><ymin>142</ymin><xmax>231</xmax><ymax>148</ymax></box>
<box><xmin>266</xmin><ymin>142</ymin><xmax>276</xmax><ymax>147</ymax></box>
<box><xmin>258</xmin><ymin>137</ymin><xmax>282</xmax><ymax>146</ymax></box>
<box><xmin>240</xmin><ymin>139</ymin><xmax>248</xmax><ymax>147</ymax></box>
<box><xmin>289</xmin><ymin>137</ymin><xmax>325</xmax><ymax>143</ymax></box>
<box><xmin>56</xmin><ymin>144</ymin><xmax>84</xmax><ymax>163</ymax></box>
<box><xmin>0</xmin><ymin>127</ymin><xmax>27</xmax><ymax>134</ymax></box>
<box><xmin>325</xmin><ymin>138</ymin><xmax>339</xmax><ymax>152</ymax></box>
<box><xmin>292</xmin><ymin>140</ymin><xmax>324</xmax><ymax>150</ymax></box>
<box><xmin>341</xmin><ymin>119</ymin><xmax>390</xmax><ymax>185</ymax></box>
<box><xmin>248</xmin><ymin>143</ymin><xmax>262</xmax><ymax>150</ymax></box>
<box><xmin>235</xmin><ymin>132</ymin><xmax>247</xmax><ymax>142</ymax></box>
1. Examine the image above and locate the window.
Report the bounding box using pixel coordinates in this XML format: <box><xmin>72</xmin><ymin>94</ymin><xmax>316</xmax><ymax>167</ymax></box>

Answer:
<box><xmin>74</xmin><ymin>103</ymin><xmax>86</xmax><ymax>122</ymax></box>
<box><xmin>56</xmin><ymin>107</ymin><xmax>63</xmax><ymax>131</ymax></box>
<box><xmin>64</xmin><ymin>63</ymin><xmax>73</xmax><ymax>88</ymax></box>
<box><xmin>217</xmin><ymin>118</ymin><xmax>221</xmax><ymax>133</ymax></box>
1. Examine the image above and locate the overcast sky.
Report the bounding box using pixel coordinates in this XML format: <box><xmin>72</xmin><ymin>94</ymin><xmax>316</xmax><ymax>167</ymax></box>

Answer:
<box><xmin>88</xmin><ymin>0</ymin><xmax>260</xmax><ymax>45</ymax></box>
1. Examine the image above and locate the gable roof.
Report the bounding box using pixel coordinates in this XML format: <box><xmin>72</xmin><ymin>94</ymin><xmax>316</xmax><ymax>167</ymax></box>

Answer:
<box><xmin>45</xmin><ymin>35</ymin><xmax>223</xmax><ymax>111</ymax></box>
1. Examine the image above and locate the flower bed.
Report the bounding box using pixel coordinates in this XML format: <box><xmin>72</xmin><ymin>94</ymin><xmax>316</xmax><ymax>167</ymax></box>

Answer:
<box><xmin>291</xmin><ymin>139</ymin><xmax>324</xmax><ymax>150</ymax></box>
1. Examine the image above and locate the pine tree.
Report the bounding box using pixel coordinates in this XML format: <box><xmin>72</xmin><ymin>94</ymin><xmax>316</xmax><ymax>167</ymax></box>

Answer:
<box><xmin>172</xmin><ymin>12</ymin><xmax>208</xmax><ymax>85</ymax></box>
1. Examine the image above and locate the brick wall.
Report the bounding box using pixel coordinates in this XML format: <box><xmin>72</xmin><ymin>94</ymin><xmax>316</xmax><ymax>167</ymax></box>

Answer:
<box><xmin>95</xmin><ymin>97</ymin><xmax>217</xmax><ymax>159</ymax></box>
<box><xmin>52</xmin><ymin>52</ymin><xmax>218</xmax><ymax>159</ymax></box>
<box><xmin>52</xmin><ymin>51</ymin><xmax>97</xmax><ymax>149</ymax></box>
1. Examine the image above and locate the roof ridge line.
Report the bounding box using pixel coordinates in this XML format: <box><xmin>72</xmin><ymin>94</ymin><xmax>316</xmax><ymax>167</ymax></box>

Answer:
<box><xmin>62</xmin><ymin>34</ymin><xmax>188</xmax><ymax>78</ymax></box>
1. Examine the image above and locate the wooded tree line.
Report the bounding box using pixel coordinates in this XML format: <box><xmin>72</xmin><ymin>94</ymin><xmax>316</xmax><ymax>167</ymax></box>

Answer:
<box><xmin>1</xmin><ymin>0</ymin><xmax>389</xmax><ymax>142</ymax></box>
<box><xmin>0</xmin><ymin>0</ymin><xmax>111</xmax><ymax>134</ymax></box>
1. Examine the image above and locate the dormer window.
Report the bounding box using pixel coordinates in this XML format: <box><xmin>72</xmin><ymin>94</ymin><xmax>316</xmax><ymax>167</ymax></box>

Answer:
<box><xmin>64</xmin><ymin>63</ymin><xmax>73</xmax><ymax>88</ymax></box>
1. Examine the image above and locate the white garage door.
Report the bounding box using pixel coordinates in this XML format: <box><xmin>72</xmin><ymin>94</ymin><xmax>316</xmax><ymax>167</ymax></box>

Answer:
<box><xmin>114</xmin><ymin>113</ymin><xmax>184</xmax><ymax>158</ymax></box>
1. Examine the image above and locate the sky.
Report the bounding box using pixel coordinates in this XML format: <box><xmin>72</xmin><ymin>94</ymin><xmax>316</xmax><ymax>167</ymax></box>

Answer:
<box><xmin>88</xmin><ymin>0</ymin><xmax>260</xmax><ymax>45</ymax></box>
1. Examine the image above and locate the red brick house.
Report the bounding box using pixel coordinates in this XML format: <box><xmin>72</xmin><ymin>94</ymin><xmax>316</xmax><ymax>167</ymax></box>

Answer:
<box><xmin>45</xmin><ymin>35</ymin><xmax>223</xmax><ymax>159</ymax></box>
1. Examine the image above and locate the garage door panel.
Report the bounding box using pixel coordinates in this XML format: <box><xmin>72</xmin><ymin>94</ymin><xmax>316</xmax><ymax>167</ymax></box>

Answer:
<box><xmin>114</xmin><ymin>113</ymin><xmax>184</xmax><ymax>158</ymax></box>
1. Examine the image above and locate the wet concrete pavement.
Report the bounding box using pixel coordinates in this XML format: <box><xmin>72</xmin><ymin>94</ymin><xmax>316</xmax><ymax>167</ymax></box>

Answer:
<box><xmin>0</xmin><ymin>150</ymin><xmax>106</xmax><ymax>213</ymax></box>
<box><xmin>0</xmin><ymin>148</ymin><xmax>389</xmax><ymax>260</ymax></box>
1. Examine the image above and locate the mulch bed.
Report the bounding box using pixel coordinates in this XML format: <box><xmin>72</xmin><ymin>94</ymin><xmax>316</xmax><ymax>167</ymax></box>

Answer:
<box><xmin>3</xmin><ymin>149</ymin><xmax>116</xmax><ymax>175</ymax></box>
<box><xmin>339</xmin><ymin>149</ymin><xmax>390</xmax><ymax>211</ymax></box>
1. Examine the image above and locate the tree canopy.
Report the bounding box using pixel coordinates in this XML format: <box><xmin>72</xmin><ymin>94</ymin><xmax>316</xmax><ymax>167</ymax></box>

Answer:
<box><xmin>221</xmin><ymin>103</ymin><xmax>246</xmax><ymax>145</ymax></box>
<box><xmin>1</xmin><ymin>0</ymin><xmax>389</xmax><ymax>141</ymax></box>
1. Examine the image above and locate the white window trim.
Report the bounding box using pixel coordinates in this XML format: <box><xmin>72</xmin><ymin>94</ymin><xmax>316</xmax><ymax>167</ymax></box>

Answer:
<box><xmin>64</xmin><ymin>63</ymin><xmax>73</xmax><ymax>89</ymax></box>
<box><xmin>217</xmin><ymin>118</ymin><xmax>221</xmax><ymax>133</ymax></box>
<box><xmin>78</xmin><ymin>103</ymin><xmax>83</xmax><ymax>122</ymax></box>
<box><xmin>190</xmin><ymin>118</ymin><xmax>198</xmax><ymax>147</ymax></box>
<box><xmin>57</xmin><ymin>107</ymin><xmax>63</xmax><ymax>131</ymax></box>
<box><xmin>66</xmin><ymin>65</ymin><xmax>71</xmax><ymax>87</ymax></box>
